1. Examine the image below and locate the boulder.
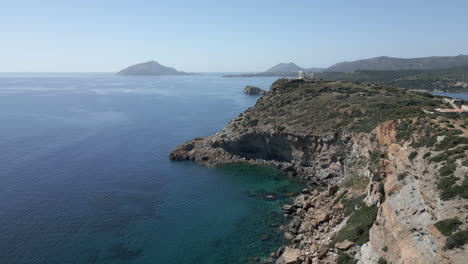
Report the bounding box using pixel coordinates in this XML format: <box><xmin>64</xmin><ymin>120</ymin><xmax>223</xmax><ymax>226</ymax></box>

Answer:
<box><xmin>317</xmin><ymin>213</ymin><xmax>329</xmax><ymax>224</ymax></box>
<box><xmin>244</xmin><ymin>86</ymin><xmax>267</xmax><ymax>95</ymax></box>
<box><xmin>276</xmin><ymin>248</ymin><xmax>301</xmax><ymax>264</ymax></box>
<box><xmin>335</xmin><ymin>239</ymin><xmax>354</xmax><ymax>250</ymax></box>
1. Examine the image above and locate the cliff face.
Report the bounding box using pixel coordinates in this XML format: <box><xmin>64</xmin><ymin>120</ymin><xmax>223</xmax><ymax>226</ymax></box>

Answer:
<box><xmin>170</xmin><ymin>79</ymin><xmax>468</xmax><ymax>264</ymax></box>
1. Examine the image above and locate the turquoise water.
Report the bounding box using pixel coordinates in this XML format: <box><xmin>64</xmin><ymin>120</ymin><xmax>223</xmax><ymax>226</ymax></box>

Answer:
<box><xmin>0</xmin><ymin>73</ymin><xmax>303</xmax><ymax>264</ymax></box>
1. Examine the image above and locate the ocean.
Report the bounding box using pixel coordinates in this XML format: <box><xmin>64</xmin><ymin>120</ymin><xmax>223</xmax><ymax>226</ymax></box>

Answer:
<box><xmin>0</xmin><ymin>73</ymin><xmax>304</xmax><ymax>264</ymax></box>
<box><xmin>0</xmin><ymin>73</ymin><xmax>463</xmax><ymax>264</ymax></box>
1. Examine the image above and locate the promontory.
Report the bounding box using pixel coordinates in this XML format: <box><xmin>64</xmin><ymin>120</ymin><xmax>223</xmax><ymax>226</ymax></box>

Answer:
<box><xmin>170</xmin><ymin>78</ymin><xmax>468</xmax><ymax>264</ymax></box>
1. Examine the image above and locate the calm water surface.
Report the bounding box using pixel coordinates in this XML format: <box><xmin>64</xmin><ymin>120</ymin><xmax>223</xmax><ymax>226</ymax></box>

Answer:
<box><xmin>0</xmin><ymin>73</ymin><xmax>304</xmax><ymax>264</ymax></box>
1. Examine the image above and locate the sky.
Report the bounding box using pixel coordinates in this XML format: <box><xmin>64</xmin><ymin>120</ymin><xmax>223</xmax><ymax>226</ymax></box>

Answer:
<box><xmin>1</xmin><ymin>0</ymin><xmax>468</xmax><ymax>72</ymax></box>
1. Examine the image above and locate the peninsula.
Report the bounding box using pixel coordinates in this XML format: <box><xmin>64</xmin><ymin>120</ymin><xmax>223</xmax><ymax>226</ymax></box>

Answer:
<box><xmin>170</xmin><ymin>79</ymin><xmax>468</xmax><ymax>264</ymax></box>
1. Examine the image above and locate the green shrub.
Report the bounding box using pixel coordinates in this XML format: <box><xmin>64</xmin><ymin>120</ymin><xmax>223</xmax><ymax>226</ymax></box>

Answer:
<box><xmin>341</xmin><ymin>195</ymin><xmax>365</xmax><ymax>216</ymax></box>
<box><xmin>435</xmin><ymin>136</ymin><xmax>468</xmax><ymax>151</ymax></box>
<box><xmin>378</xmin><ymin>257</ymin><xmax>387</xmax><ymax>264</ymax></box>
<box><xmin>438</xmin><ymin>165</ymin><xmax>456</xmax><ymax>177</ymax></box>
<box><xmin>438</xmin><ymin>175</ymin><xmax>468</xmax><ymax>200</ymax></box>
<box><xmin>435</xmin><ymin>218</ymin><xmax>462</xmax><ymax>236</ymax></box>
<box><xmin>382</xmin><ymin>246</ymin><xmax>388</xmax><ymax>252</ymax></box>
<box><xmin>423</xmin><ymin>152</ymin><xmax>431</xmax><ymax>159</ymax></box>
<box><xmin>463</xmin><ymin>160</ymin><xmax>468</xmax><ymax>167</ymax></box>
<box><xmin>398</xmin><ymin>173</ymin><xmax>408</xmax><ymax>181</ymax></box>
<box><xmin>445</xmin><ymin>230</ymin><xmax>468</xmax><ymax>250</ymax></box>
<box><xmin>408</xmin><ymin>151</ymin><xmax>418</xmax><ymax>161</ymax></box>
<box><xmin>329</xmin><ymin>205</ymin><xmax>378</xmax><ymax>247</ymax></box>
<box><xmin>336</xmin><ymin>252</ymin><xmax>357</xmax><ymax>264</ymax></box>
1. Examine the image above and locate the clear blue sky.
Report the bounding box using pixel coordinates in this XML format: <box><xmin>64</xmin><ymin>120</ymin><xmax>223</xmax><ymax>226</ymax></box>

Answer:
<box><xmin>1</xmin><ymin>0</ymin><xmax>468</xmax><ymax>72</ymax></box>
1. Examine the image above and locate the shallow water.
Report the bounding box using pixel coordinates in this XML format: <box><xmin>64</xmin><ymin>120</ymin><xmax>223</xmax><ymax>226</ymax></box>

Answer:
<box><xmin>0</xmin><ymin>73</ymin><xmax>304</xmax><ymax>264</ymax></box>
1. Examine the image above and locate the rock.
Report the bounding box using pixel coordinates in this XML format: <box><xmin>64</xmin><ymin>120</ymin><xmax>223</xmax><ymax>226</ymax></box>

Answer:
<box><xmin>284</xmin><ymin>232</ymin><xmax>294</xmax><ymax>241</ymax></box>
<box><xmin>294</xmin><ymin>194</ymin><xmax>306</xmax><ymax>208</ymax></box>
<box><xmin>316</xmin><ymin>246</ymin><xmax>328</xmax><ymax>259</ymax></box>
<box><xmin>317</xmin><ymin>213</ymin><xmax>329</xmax><ymax>224</ymax></box>
<box><xmin>327</xmin><ymin>184</ymin><xmax>339</xmax><ymax>196</ymax></box>
<box><xmin>282</xmin><ymin>204</ymin><xmax>294</xmax><ymax>214</ymax></box>
<box><xmin>276</xmin><ymin>248</ymin><xmax>301</xmax><ymax>264</ymax></box>
<box><xmin>244</xmin><ymin>86</ymin><xmax>267</xmax><ymax>95</ymax></box>
<box><xmin>265</xmin><ymin>194</ymin><xmax>277</xmax><ymax>200</ymax></box>
<box><xmin>250</xmin><ymin>256</ymin><xmax>260</xmax><ymax>262</ymax></box>
<box><xmin>335</xmin><ymin>239</ymin><xmax>354</xmax><ymax>250</ymax></box>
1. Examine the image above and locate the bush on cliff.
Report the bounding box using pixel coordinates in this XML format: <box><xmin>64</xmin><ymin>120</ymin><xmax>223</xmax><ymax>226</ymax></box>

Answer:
<box><xmin>329</xmin><ymin>205</ymin><xmax>378</xmax><ymax>247</ymax></box>
<box><xmin>435</xmin><ymin>218</ymin><xmax>462</xmax><ymax>236</ymax></box>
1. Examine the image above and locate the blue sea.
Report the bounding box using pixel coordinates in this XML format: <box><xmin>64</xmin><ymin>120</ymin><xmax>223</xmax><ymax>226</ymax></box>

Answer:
<box><xmin>0</xmin><ymin>73</ymin><xmax>304</xmax><ymax>264</ymax></box>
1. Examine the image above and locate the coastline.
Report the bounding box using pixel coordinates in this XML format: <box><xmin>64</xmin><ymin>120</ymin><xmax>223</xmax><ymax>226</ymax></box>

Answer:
<box><xmin>169</xmin><ymin>79</ymin><xmax>468</xmax><ymax>263</ymax></box>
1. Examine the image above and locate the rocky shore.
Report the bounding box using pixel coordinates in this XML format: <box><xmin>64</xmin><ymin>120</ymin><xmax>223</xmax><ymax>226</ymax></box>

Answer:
<box><xmin>170</xmin><ymin>79</ymin><xmax>468</xmax><ymax>263</ymax></box>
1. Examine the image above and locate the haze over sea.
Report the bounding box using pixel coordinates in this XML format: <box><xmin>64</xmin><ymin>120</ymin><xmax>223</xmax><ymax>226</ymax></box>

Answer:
<box><xmin>0</xmin><ymin>73</ymin><xmax>307</xmax><ymax>264</ymax></box>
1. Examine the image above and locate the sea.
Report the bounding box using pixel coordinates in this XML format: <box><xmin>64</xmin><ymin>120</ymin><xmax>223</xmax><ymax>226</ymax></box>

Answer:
<box><xmin>0</xmin><ymin>73</ymin><xmax>464</xmax><ymax>264</ymax></box>
<box><xmin>0</xmin><ymin>73</ymin><xmax>304</xmax><ymax>264</ymax></box>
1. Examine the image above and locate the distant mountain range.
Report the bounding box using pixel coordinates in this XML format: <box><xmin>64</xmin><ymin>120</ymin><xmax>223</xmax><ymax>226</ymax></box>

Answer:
<box><xmin>327</xmin><ymin>55</ymin><xmax>468</xmax><ymax>72</ymax></box>
<box><xmin>315</xmin><ymin>65</ymin><xmax>468</xmax><ymax>93</ymax></box>
<box><xmin>224</xmin><ymin>55</ymin><xmax>468</xmax><ymax>78</ymax></box>
<box><xmin>224</xmin><ymin>63</ymin><xmax>324</xmax><ymax>78</ymax></box>
<box><xmin>117</xmin><ymin>61</ymin><xmax>191</xmax><ymax>76</ymax></box>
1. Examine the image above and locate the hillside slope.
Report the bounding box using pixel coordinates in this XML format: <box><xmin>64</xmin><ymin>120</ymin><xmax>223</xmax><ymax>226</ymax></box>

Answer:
<box><xmin>327</xmin><ymin>55</ymin><xmax>468</xmax><ymax>72</ymax></box>
<box><xmin>170</xmin><ymin>79</ymin><xmax>468</xmax><ymax>263</ymax></box>
<box><xmin>316</xmin><ymin>65</ymin><xmax>468</xmax><ymax>93</ymax></box>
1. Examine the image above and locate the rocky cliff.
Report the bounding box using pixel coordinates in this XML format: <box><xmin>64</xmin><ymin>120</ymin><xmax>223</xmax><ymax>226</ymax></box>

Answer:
<box><xmin>170</xmin><ymin>79</ymin><xmax>468</xmax><ymax>263</ymax></box>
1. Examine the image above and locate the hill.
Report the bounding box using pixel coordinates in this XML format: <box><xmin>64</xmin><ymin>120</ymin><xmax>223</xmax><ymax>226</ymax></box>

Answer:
<box><xmin>316</xmin><ymin>65</ymin><xmax>468</xmax><ymax>92</ymax></box>
<box><xmin>117</xmin><ymin>61</ymin><xmax>191</xmax><ymax>76</ymax></box>
<box><xmin>327</xmin><ymin>55</ymin><xmax>468</xmax><ymax>72</ymax></box>
<box><xmin>224</xmin><ymin>63</ymin><xmax>323</xmax><ymax>78</ymax></box>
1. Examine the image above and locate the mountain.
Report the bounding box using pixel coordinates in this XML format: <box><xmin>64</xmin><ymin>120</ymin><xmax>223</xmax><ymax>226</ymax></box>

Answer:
<box><xmin>266</xmin><ymin>62</ymin><xmax>324</xmax><ymax>73</ymax></box>
<box><xmin>316</xmin><ymin>65</ymin><xmax>468</xmax><ymax>93</ymax></box>
<box><xmin>170</xmin><ymin>79</ymin><xmax>468</xmax><ymax>263</ymax></box>
<box><xmin>265</xmin><ymin>62</ymin><xmax>305</xmax><ymax>72</ymax></box>
<box><xmin>224</xmin><ymin>63</ymin><xmax>323</xmax><ymax>78</ymax></box>
<box><xmin>117</xmin><ymin>61</ymin><xmax>191</xmax><ymax>76</ymax></box>
<box><xmin>327</xmin><ymin>55</ymin><xmax>468</xmax><ymax>72</ymax></box>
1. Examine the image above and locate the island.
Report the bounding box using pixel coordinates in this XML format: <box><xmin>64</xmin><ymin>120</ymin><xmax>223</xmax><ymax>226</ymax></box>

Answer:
<box><xmin>170</xmin><ymin>79</ymin><xmax>468</xmax><ymax>264</ymax></box>
<box><xmin>243</xmin><ymin>85</ymin><xmax>266</xmax><ymax>95</ymax></box>
<box><xmin>117</xmin><ymin>60</ymin><xmax>192</xmax><ymax>76</ymax></box>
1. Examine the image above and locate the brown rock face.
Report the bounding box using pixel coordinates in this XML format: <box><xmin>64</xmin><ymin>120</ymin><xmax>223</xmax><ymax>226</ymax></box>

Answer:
<box><xmin>276</xmin><ymin>248</ymin><xmax>301</xmax><ymax>264</ymax></box>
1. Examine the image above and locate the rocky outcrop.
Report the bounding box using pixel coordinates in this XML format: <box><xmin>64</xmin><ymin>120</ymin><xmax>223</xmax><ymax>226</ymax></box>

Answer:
<box><xmin>170</xmin><ymin>79</ymin><xmax>468</xmax><ymax>263</ymax></box>
<box><xmin>244</xmin><ymin>86</ymin><xmax>267</xmax><ymax>95</ymax></box>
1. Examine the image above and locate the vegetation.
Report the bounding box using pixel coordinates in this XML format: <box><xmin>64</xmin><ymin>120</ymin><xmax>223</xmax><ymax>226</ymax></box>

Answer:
<box><xmin>398</xmin><ymin>172</ymin><xmax>408</xmax><ymax>181</ymax></box>
<box><xmin>434</xmin><ymin>218</ymin><xmax>462</xmax><ymax>236</ymax></box>
<box><xmin>408</xmin><ymin>151</ymin><xmax>418</xmax><ymax>161</ymax></box>
<box><xmin>341</xmin><ymin>173</ymin><xmax>369</xmax><ymax>191</ymax></box>
<box><xmin>437</xmin><ymin>175</ymin><xmax>468</xmax><ymax>200</ymax></box>
<box><xmin>337</xmin><ymin>252</ymin><xmax>357</xmax><ymax>264</ymax></box>
<box><xmin>445</xmin><ymin>230</ymin><xmax>468</xmax><ymax>250</ymax></box>
<box><xmin>239</xmin><ymin>79</ymin><xmax>446</xmax><ymax>135</ymax></box>
<box><xmin>329</xmin><ymin>205</ymin><xmax>378</xmax><ymax>247</ymax></box>
<box><xmin>377</xmin><ymin>257</ymin><xmax>387</xmax><ymax>264</ymax></box>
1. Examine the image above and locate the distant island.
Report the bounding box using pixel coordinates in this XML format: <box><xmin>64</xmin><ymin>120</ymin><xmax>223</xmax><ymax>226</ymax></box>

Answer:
<box><xmin>117</xmin><ymin>61</ymin><xmax>192</xmax><ymax>76</ymax></box>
